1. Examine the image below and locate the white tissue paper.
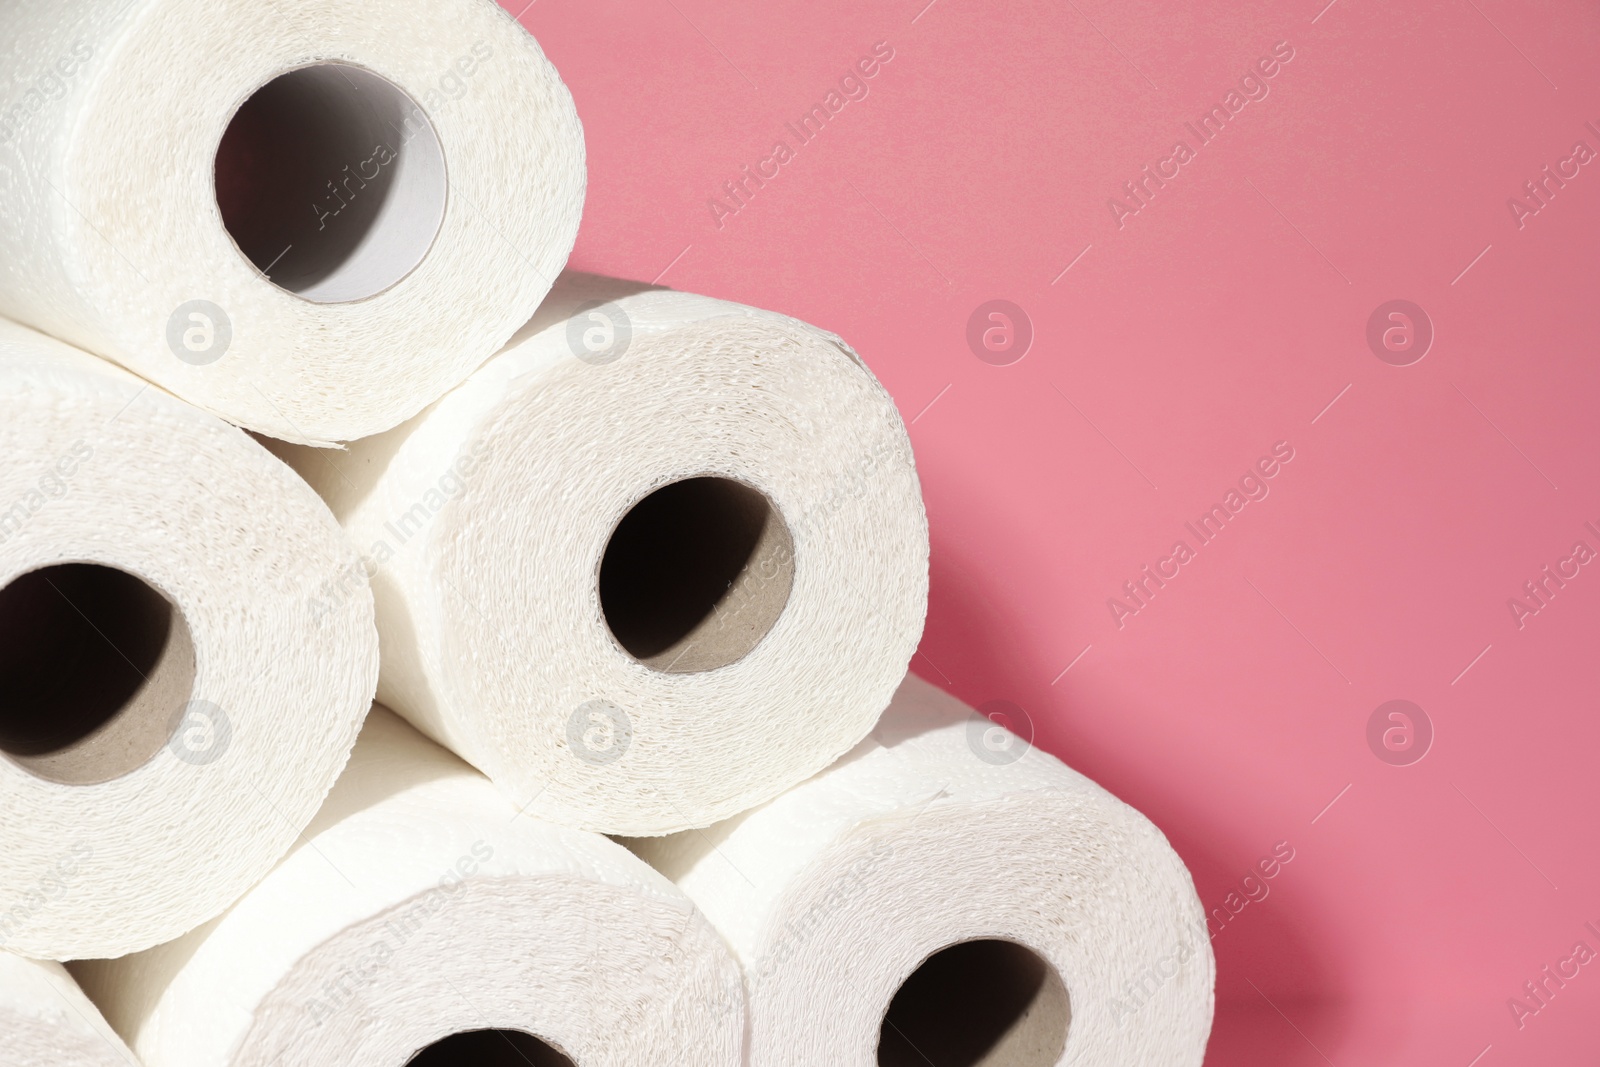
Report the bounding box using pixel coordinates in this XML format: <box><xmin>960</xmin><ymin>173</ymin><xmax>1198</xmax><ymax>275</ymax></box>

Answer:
<box><xmin>0</xmin><ymin>319</ymin><xmax>378</xmax><ymax>960</ymax></box>
<box><xmin>0</xmin><ymin>954</ymin><xmax>134</xmax><ymax>1067</ymax></box>
<box><xmin>0</xmin><ymin>0</ymin><xmax>584</xmax><ymax>442</ymax></box>
<box><xmin>275</xmin><ymin>273</ymin><xmax>929</xmax><ymax>836</ymax></box>
<box><xmin>627</xmin><ymin>673</ymin><xmax>1216</xmax><ymax>1067</ymax></box>
<box><xmin>73</xmin><ymin>707</ymin><xmax>745</xmax><ymax>1067</ymax></box>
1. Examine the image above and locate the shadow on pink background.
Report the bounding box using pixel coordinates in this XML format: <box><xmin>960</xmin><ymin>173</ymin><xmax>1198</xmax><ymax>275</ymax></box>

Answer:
<box><xmin>511</xmin><ymin>0</ymin><xmax>1600</xmax><ymax>1061</ymax></box>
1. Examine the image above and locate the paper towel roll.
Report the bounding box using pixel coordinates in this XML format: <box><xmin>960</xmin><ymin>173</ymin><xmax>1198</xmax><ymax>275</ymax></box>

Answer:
<box><xmin>73</xmin><ymin>707</ymin><xmax>744</xmax><ymax>1067</ymax></box>
<box><xmin>626</xmin><ymin>673</ymin><xmax>1216</xmax><ymax>1067</ymax></box>
<box><xmin>0</xmin><ymin>955</ymin><xmax>134</xmax><ymax>1067</ymax></box>
<box><xmin>275</xmin><ymin>273</ymin><xmax>929</xmax><ymax>836</ymax></box>
<box><xmin>0</xmin><ymin>0</ymin><xmax>583</xmax><ymax>442</ymax></box>
<box><xmin>0</xmin><ymin>319</ymin><xmax>378</xmax><ymax>960</ymax></box>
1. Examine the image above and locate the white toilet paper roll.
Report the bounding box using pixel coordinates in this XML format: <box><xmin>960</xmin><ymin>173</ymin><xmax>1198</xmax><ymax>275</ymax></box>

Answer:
<box><xmin>0</xmin><ymin>955</ymin><xmax>134</xmax><ymax>1067</ymax></box>
<box><xmin>72</xmin><ymin>707</ymin><xmax>745</xmax><ymax>1067</ymax></box>
<box><xmin>275</xmin><ymin>273</ymin><xmax>929</xmax><ymax>836</ymax></box>
<box><xmin>0</xmin><ymin>319</ymin><xmax>378</xmax><ymax>960</ymax></box>
<box><xmin>626</xmin><ymin>673</ymin><xmax>1216</xmax><ymax>1067</ymax></box>
<box><xmin>0</xmin><ymin>0</ymin><xmax>583</xmax><ymax>442</ymax></box>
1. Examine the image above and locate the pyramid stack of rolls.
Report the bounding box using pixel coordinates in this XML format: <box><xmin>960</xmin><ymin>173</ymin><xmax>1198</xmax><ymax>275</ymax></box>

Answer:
<box><xmin>0</xmin><ymin>2</ymin><xmax>1213</xmax><ymax>1064</ymax></box>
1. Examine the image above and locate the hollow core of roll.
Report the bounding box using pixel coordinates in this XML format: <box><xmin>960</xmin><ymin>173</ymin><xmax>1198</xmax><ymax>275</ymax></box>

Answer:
<box><xmin>878</xmin><ymin>939</ymin><xmax>1071</xmax><ymax>1067</ymax></box>
<box><xmin>599</xmin><ymin>476</ymin><xmax>795</xmax><ymax>673</ymax></box>
<box><xmin>214</xmin><ymin>62</ymin><xmax>447</xmax><ymax>303</ymax></box>
<box><xmin>405</xmin><ymin>1029</ymin><xmax>576</xmax><ymax>1067</ymax></box>
<box><xmin>0</xmin><ymin>564</ymin><xmax>195</xmax><ymax>785</ymax></box>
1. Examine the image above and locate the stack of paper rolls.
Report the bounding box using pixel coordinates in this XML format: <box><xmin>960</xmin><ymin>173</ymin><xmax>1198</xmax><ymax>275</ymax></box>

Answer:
<box><xmin>0</xmin><ymin>0</ymin><xmax>1215</xmax><ymax>1062</ymax></box>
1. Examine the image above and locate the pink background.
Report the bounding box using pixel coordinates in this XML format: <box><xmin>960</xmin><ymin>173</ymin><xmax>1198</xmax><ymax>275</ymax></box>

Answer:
<box><xmin>512</xmin><ymin>0</ymin><xmax>1600</xmax><ymax>1062</ymax></box>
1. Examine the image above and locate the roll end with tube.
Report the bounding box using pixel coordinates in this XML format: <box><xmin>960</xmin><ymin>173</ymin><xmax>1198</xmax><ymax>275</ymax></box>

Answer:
<box><xmin>71</xmin><ymin>707</ymin><xmax>747</xmax><ymax>1067</ymax></box>
<box><xmin>626</xmin><ymin>673</ymin><xmax>1217</xmax><ymax>1066</ymax></box>
<box><xmin>0</xmin><ymin>0</ymin><xmax>586</xmax><ymax>442</ymax></box>
<box><xmin>276</xmin><ymin>276</ymin><xmax>931</xmax><ymax>837</ymax></box>
<box><xmin>0</xmin><ymin>317</ymin><xmax>380</xmax><ymax>960</ymax></box>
